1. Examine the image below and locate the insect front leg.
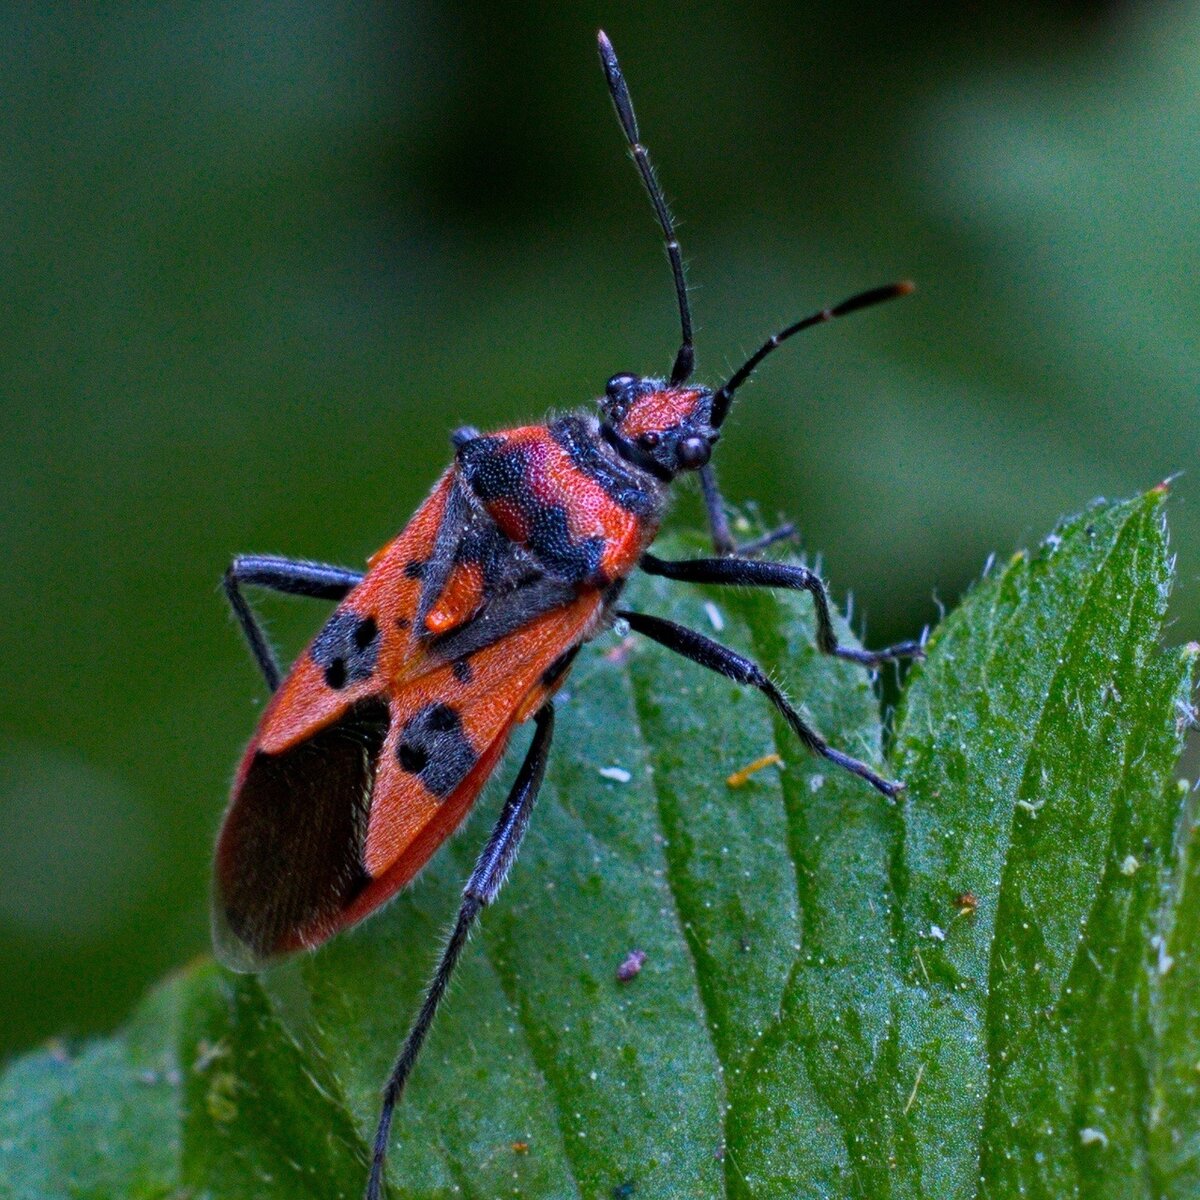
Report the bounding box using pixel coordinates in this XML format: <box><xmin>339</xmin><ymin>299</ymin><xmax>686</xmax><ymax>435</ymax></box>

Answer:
<box><xmin>697</xmin><ymin>463</ymin><xmax>795</xmax><ymax>556</ymax></box>
<box><xmin>367</xmin><ymin>703</ymin><xmax>556</xmax><ymax>1200</ymax></box>
<box><xmin>223</xmin><ymin>554</ymin><xmax>365</xmax><ymax>691</ymax></box>
<box><xmin>618</xmin><ymin>609</ymin><xmax>902</xmax><ymax>799</ymax></box>
<box><xmin>639</xmin><ymin>552</ymin><xmax>923</xmax><ymax>667</ymax></box>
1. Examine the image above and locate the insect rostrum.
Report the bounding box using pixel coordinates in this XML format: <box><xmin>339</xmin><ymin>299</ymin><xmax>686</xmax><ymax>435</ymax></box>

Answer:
<box><xmin>214</xmin><ymin>30</ymin><xmax>919</xmax><ymax>1200</ymax></box>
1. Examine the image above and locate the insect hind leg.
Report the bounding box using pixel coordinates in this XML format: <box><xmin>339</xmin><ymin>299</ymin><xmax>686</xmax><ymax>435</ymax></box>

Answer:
<box><xmin>223</xmin><ymin>554</ymin><xmax>365</xmax><ymax>691</ymax></box>
<box><xmin>618</xmin><ymin>609</ymin><xmax>902</xmax><ymax>799</ymax></box>
<box><xmin>367</xmin><ymin>703</ymin><xmax>556</xmax><ymax>1200</ymax></box>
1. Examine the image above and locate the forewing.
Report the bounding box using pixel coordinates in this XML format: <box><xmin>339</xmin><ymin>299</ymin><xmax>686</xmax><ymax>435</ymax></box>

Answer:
<box><xmin>250</xmin><ymin>471</ymin><xmax>457</xmax><ymax>756</ymax></box>
<box><xmin>212</xmin><ymin>696</ymin><xmax>389</xmax><ymax>972</ymax></box>
<box><xmin>252</xmin><ymin>470</ymin><xmax>549</xmax><ymax>757</ymax></box>
<box><xmin>360</xmin><ymin>588</ymin><xmax>602</xmax><ymax>882</ymax></box>
<box><xmin>213</xmin><ymin>582</ymin><xmax>602</xmax><ymax>971</ymax></box>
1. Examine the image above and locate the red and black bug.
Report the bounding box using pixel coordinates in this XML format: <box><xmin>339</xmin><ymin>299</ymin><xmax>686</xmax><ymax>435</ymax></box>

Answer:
<box><xmin>213</xmin><ymin>31</ymin><xmax>919</xmax><ymax>1199</ymax></box>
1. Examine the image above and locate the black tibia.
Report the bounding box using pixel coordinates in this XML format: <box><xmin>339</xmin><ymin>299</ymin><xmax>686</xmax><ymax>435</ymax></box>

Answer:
<box><xmin>223</xmin><ymin>555</ymin><xmax>365</xmax><ymax>692</ymax></box>
<box><xmin>698</xmin><ymin>463</ymin><xmax>736</xmax><ymax>555</ymax></box>
<box><xmin>618</xmin><ymin>609</ymin><xmax>902</xmax><ymax>799</ymax></box>
<box><xmin>366</xmin><ymin>704</ymin><xmax>556</xmax><ymax>1200</ymax></box>
<box><xmin>735</xmin><ymin>524</ymin><xmax>799</xmax><ymax>557</ymax></box>
<box><xmin>696</xmin><ymin>463</ymin><xmax>796</xmax><ymax>557</ymax></box>
<box><xmin>639</xmin><ymin>553</ymin><xmax>923</xmax><ymax>667</ymax></box>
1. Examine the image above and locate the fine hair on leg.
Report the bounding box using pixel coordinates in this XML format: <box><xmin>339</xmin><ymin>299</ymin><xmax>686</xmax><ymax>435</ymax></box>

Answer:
<box><xmin>223</xmin><ymin>555</ymin><xmax>366</xmax><ymax>691</ymax></box>
<box><xmin>639</xmin><ymin>552</ymin><xmax>922</xmax><ymax>666</ymax></box>
<box><xmin>365</xmin><ymin>704</ymin><xmax>556</xmax><ymax>1200</ymax></box>
<box><xmin>618</xmin><ymin>609</ymin><xmax>902</xmax><ymax>798</ymax></box>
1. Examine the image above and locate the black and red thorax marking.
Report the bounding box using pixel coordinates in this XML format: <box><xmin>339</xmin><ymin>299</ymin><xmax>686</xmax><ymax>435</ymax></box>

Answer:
<box><xmin>455</xmin><ymin>380</ymin><xmax>714</xmax><ymax>590</ymax></box>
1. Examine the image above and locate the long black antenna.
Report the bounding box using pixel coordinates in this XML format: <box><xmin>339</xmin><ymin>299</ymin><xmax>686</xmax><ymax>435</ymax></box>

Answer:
<box><xmin>597</xmin><ymin>30</ymin><xmax>695</xmax><ymax>385</ymax></box>
<box><xmin>709</xmin><ymin>281</ymin><xmax>914</xmax><ymax>428</ymax></box>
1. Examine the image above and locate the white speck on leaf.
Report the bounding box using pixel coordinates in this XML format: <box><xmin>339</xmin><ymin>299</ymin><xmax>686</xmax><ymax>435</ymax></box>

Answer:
<box><xmin>1150</xmin><ymin>934</ymin><xmax>1175</xmax><ymax>975</ymax></box>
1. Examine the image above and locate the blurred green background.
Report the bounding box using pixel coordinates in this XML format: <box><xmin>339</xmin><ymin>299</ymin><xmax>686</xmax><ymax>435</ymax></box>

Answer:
<box><xmin>3</xmin><ymin>0</ymin><xmax>1199</xmax><ymax>1060</ymax></box>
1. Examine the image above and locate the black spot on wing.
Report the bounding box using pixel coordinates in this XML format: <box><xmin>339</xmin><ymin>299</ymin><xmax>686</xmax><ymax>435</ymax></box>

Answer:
<box><xmin>396</xmin><ymin>703</ymin><xmax>478</xmax><ymax>800</ymax></box>
<box><xmin>397</xmin><ymin>741</ymin><xmax>428</xmax><ymax>774</ymax></box>
<box><xmin>452</xmin><ymin>657</ymin><xmax>473</xmax><ymax>683</ymax></box>
<box><xmin>215</xmin><ymin>699</ymin><xmax>387</xmax><ymax>961</ymax></box>
<box><xmin>404</xmin><ymin>559</ymin><xmax>427</xmax><ymax>580</ymax></box>
<box><xmin>311</xmin><ymin>610</ymin><xmax>381</xmax><ymax>689</ymax></box>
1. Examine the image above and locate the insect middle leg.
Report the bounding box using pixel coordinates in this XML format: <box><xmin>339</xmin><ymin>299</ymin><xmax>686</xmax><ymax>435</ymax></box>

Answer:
<box><xmin>223</xmin><ymin>554</ymin><xmax>365</xmax><ymax>691</ymax></box>
<box><xmin>618</xmin><ymin>609</ymin><xmax>901</xmax><ymax>798</ymax></box>
<box><xmin>639</xmin><ymin>552</ymin><xmax>923</xmax><ymax>667</ymax></box>
<box><xmin>366</xmin><ymin>703</ymin><xmax>556</xmax><ymax>1200</ymax></box>
<box><xmin>697</xmin><ymin>464</ymin><xmax>795</xmax><ymax>556</ymax></box>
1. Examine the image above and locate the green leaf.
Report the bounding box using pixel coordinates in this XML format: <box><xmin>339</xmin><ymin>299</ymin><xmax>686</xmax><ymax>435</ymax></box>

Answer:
<box><xmin>2</xmin><ymin>491</ymin><xmax>1196</xmax><ymax>1199</ymax></box>
<box><xmin>889</xmin><ymin>490</ymin><xmax>1198</xmax><ymax>1197</ymax></box>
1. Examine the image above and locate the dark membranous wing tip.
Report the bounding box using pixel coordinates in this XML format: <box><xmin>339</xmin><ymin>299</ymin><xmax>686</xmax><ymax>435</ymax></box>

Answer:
<box><xmin>212</xmin><ymin>698</ymin><xmax>391</xmax><ymax>970</ymax></box>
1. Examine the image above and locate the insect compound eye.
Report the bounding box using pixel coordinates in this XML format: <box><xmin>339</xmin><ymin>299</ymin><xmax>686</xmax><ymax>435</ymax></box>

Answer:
<box><xmin>605</xmin><ymin>373</ymin><xmax>640</xmax><ymax>416</ymax></box>
<box><xmin>606</xmin><ymin>373</ymin><xmax>639</xmax><ymax>398</ymax></box>
<box><xmin>636</xmin><ymin>430</ymin><xmax>661</xmax><ymax>451</ymax></box>
<box><xmin>676</xmin><ymin>435</ymin><xmax>712</xmax><ymax>470</ymax></box>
